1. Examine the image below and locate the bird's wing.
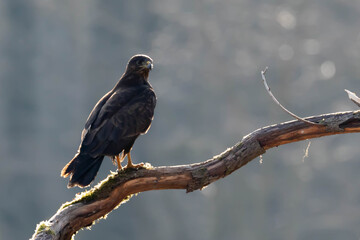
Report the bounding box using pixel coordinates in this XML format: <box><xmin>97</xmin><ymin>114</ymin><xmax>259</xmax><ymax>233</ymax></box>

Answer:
<box><xmin>80</xmin><ymin>86</ymin><xmax>156</xmax><ymax>156</ymax></box>
<box><xmin>81</xmin><ymin>87</ymin><xmax>138</xmax><ymax>141</ymax></box>
<box><xmin>83</xmin><ymin>91</ymin><xmax>113</xmax><ymax>131</ymax></box>
<box><xmin>108</xmin><ymin>87</ymin><xmax>156</xmax><ymax>140</ymax></box>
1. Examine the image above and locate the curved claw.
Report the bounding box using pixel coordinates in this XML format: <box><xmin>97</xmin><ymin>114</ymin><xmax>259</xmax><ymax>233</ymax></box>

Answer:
<box><xmin>125</xmin><ymin>153</ymin><xmax>144</xmax><ymax>169</ymax></box>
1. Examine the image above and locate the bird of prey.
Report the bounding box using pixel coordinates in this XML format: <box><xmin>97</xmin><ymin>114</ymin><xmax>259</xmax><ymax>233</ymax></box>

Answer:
<box><xmin>61</xmin><ymin>54</ymin><xmax>156</xmax><ymax>188</ymax></box>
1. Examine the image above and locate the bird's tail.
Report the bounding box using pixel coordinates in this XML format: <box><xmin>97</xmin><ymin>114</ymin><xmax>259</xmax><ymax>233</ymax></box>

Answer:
<box><xmin>61</xmin><ymin>153</ymin><xmax>104</xmax><ymax>188</ymax></box>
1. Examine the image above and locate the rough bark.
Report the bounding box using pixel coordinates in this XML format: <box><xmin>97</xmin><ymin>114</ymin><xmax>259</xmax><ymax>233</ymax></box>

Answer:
<box><xmin>32</xmin><ymin>110</ymin><xmax>360</xmax><ymax>240</ymax></box>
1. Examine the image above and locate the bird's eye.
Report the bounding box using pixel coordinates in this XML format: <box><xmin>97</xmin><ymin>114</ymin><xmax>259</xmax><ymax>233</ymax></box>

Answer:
<box><xmin>136</xmin><ymin>60</ymin><xmax>142</xmax><ymax>65</ymax></box>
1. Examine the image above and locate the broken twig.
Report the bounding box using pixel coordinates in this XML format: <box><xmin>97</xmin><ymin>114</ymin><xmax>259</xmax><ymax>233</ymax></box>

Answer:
<box><xmin>261</xmin><ymin>67</ymin><xmax>320</xmax><ymax>125</ymax></box>
<box><xmin>345</xmin><ymin>89</ymin><xmax>360</xmax><ymax>108</ymax></box>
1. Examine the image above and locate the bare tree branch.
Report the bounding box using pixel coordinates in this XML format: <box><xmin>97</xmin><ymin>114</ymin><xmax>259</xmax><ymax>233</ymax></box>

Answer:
<box><xmin>261</xmin><ymin>67</ymin><xmax>320</xmax><ymax>125</ymax></box>
<box><xmin>345</xmin><ymin>89</ymin><xmax>360</xmax><ymax>107</ymax></box>
<box><xmin>31</xmin><ymin>110</ymin><xmax>360</xmax><ymax>240</ymax></box>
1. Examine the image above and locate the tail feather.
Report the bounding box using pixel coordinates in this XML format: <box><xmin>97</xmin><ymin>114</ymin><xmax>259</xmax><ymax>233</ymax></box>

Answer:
<box><xmin>61</xmin><ymin>153</ymin><xmax>104</xmax><ymax>188</ymax></box>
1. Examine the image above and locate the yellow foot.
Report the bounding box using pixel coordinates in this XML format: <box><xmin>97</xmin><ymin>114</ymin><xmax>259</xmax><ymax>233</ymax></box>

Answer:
<box><xmin>126</xmin><ymin>161</ymin><xmax>144</xmax><ymax>169</ymax></box>
<box><xmin>125</xmin><ymin>152</ymin><xmax>144</xmax><ymax>169</ymax></box>
<box><xmin>116</xmin><ymin>154</ymin><xmax>124</xmax><ymax>171</ymax></box>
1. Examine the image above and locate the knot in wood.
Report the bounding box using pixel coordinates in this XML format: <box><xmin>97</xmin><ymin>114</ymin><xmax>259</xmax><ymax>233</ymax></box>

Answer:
<box><xmin>186</xmin><ymin>167</ymin><xmax>210</xmax><ymax>193</ymax></box>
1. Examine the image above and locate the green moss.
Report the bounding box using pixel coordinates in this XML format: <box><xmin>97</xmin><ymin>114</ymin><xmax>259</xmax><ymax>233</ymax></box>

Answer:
<box><xmin>60</xmin><ymin>163</ymin><xmax>152</xmax><ymax>210</ymax></box>
<box><xmin>34</xmin><ymin>221</ymin><xmax>55</xmax><ymax>236</ymax></box>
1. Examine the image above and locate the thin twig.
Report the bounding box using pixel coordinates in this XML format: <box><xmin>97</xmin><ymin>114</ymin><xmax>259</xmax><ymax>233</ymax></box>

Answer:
<box><xmin>302</xmin><ymin>141</ymin><xmax>311</xmax><ymax>162</ymax></box>
<box><xmin>345</xmin><ymin>89</ymin><xmax>360</xmax><ymax>108</ymax></box>
<box><xmin>261</xmin><ymin>67</ymin><xmax>320</xmax><ymax>125</ymax></box>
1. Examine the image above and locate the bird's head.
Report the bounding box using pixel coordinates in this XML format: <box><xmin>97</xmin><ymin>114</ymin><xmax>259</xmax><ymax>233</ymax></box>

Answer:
<box><xmin>126</xmin><ymin>54</ymin><xmax>153</xmax><ymax>78</ymax></box>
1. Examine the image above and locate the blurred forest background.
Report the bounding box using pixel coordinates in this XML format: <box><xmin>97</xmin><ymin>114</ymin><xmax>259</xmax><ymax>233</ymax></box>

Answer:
<box><xmin>1</xmin><ymin>0</ymin><xmax>360</xmax><ymax>239</ymax></box>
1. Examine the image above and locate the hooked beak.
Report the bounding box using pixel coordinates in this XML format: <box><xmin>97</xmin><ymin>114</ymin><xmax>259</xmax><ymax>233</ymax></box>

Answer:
<box><xmin>143</xmin><ymin>60</ymin><xmax>153</xmax><ymax>71</ymax></box>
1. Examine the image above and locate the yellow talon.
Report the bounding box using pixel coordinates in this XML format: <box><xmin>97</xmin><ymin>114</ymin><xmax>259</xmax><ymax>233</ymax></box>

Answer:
<box><xmin>116</xmin><ymin>152</ymin><xmax>125</xmax><ymax>170</ymax></box>
<box><xmin>126</xmin><ymin>153</ymin><xmax>144</xmax><ymax>169</ymax></box>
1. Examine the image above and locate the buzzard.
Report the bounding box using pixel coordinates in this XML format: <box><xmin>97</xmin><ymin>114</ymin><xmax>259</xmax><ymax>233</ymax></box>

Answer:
<box><xmin>61</xmin><ymin>54</ymin><xmax>156</xmax><ymax>188</ymax></box>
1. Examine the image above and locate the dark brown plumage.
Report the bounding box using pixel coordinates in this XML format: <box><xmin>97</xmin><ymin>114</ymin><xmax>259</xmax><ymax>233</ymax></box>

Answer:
<box><xmin>61</xmin><ymin>54</ymin><xmax>156</xmax><ymax>188</ymax></box>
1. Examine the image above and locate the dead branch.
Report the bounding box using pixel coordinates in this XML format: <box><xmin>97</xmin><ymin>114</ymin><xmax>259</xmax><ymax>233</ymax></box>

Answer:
<box><xmin>31</xmin><ymin>110</ymin><xmax>360</xmax><ymax>240</ymax></box>
<box><xmin>261</xmin><ymin>67</ymin><xmax>320</xmax><ymax>125</ymax></box>
<box><xmin>345</xmin><ymin>89</ymin><xmax>360</xmax><ymax>107</ymax></box>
